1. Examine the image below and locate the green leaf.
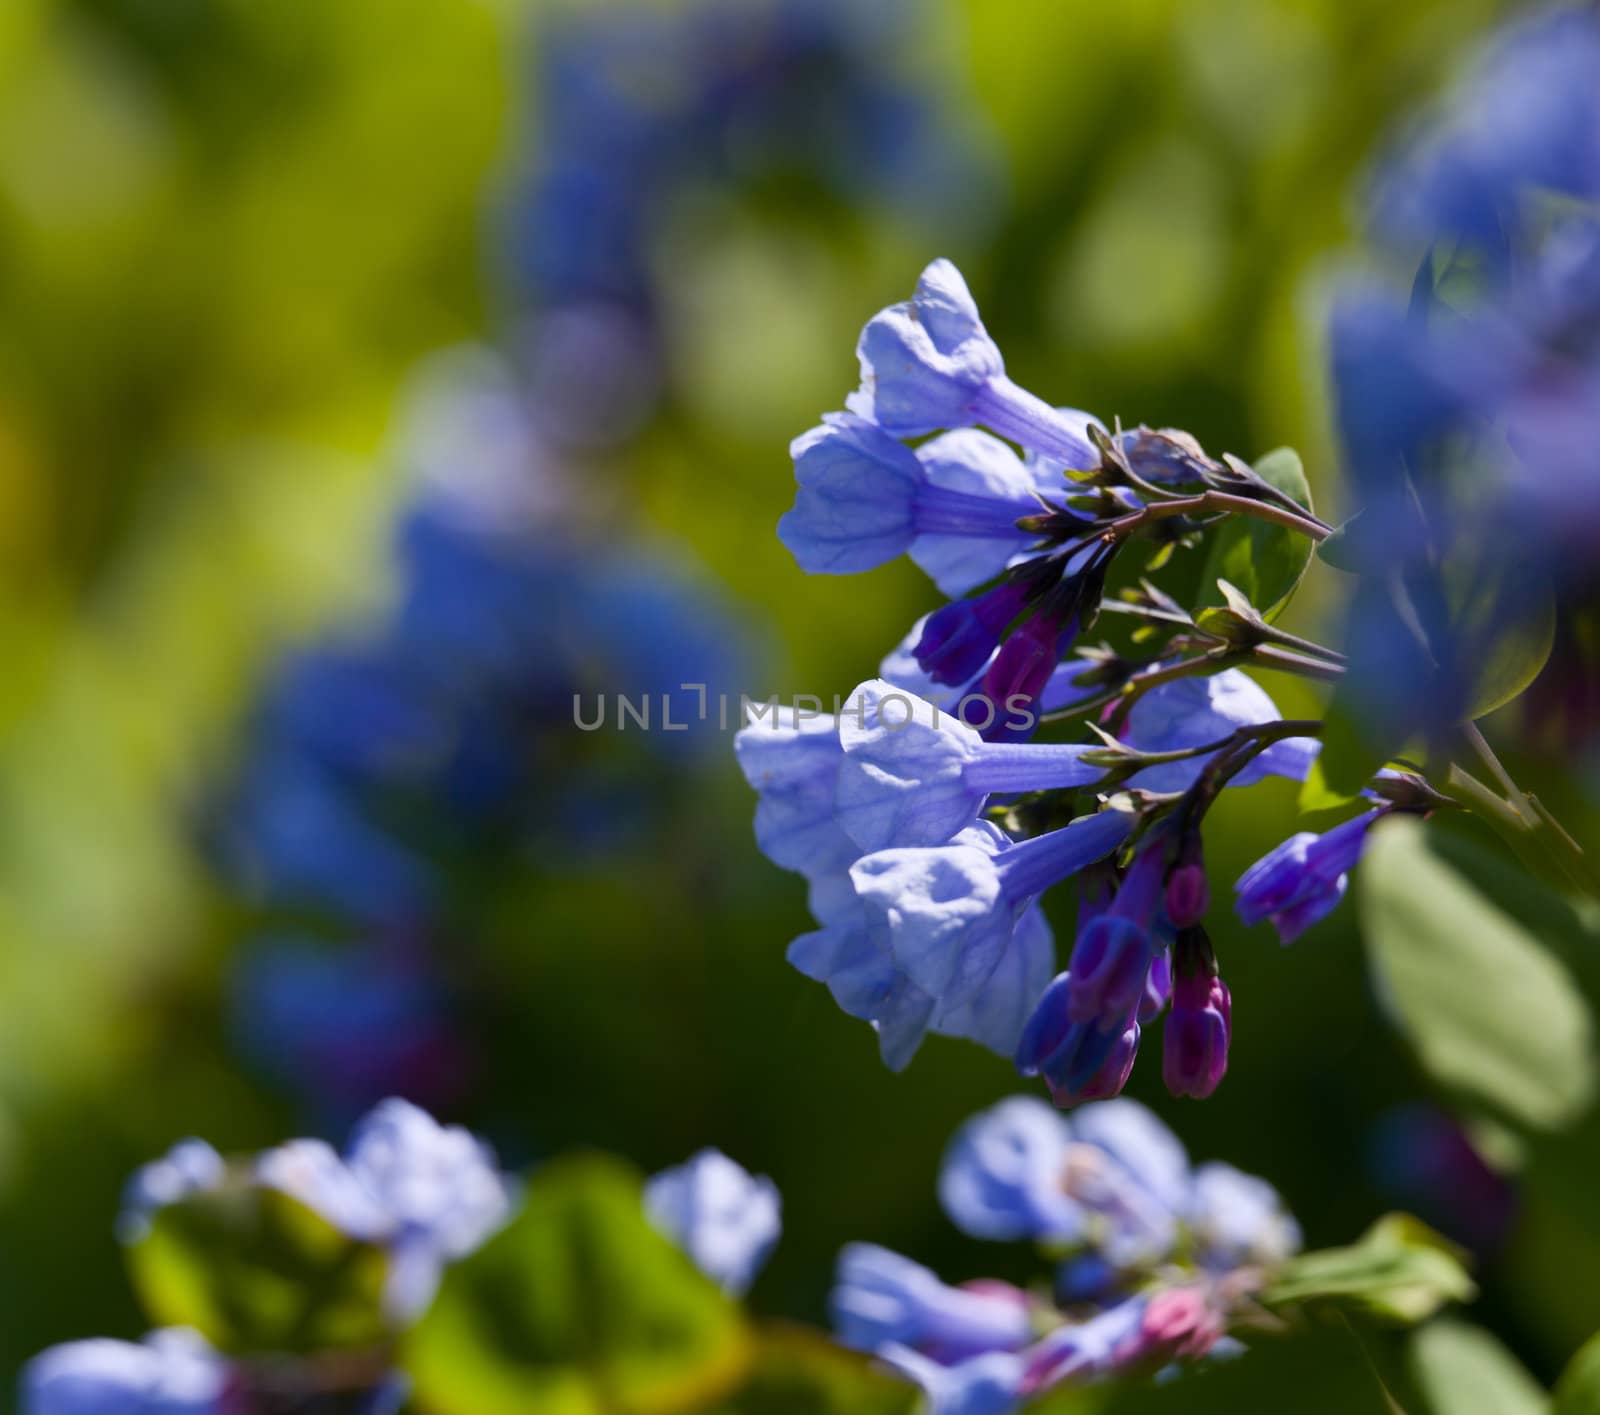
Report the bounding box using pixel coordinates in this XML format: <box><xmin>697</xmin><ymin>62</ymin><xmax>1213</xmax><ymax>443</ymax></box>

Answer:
<box><xmin>1258</xmin><ymin>1214</ymin><xmax>1476</xmax><ymax>1324</ymax></box>
<box><xmin>1450</xmin><ymin>563</ymin><xmax>1556</xmax><ymax>719</ymax></box>
<box><xmin>1554</xmin><ymin>1330</ymin><xmax>1600</xmax><ymax>1414</ymax></box>
<box><xmin>708</xmin><ymin>1325</ymin><xmax>917</xmax><ymax>1415</ymax></box>
<box><xmin>405</xmin><ymin>1153</ymin><xmax>751</xmax><ymax>1415</ymax></box>
<box><xmin>1360</xmin><ymin>817</ymin><xmax>1597</xmax><ymax>1132</ymax></box>
<box><xmin>1195</xmin><ymin>447</ymin><xmax>1314</xmax><ymax>622</ymax></box>
<box><xmin>1409</xmin><ymin>1320</ymin><xmax>1548</xmax><ymax>1415</ymax></box>
<box><xmin>125</xmin><ymin>1180</ymin><xmax>390</xmax><ymax>1355</ymax></box>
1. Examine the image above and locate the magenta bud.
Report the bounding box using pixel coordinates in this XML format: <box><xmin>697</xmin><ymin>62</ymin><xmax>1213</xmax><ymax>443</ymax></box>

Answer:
<box><xmin>1116</xmin><ymin>1288</ymin><xmax>1224</xmax><ymax>1369</ymax></box>
<box><xmin>1163</xmin><ymin>973</ymin><xmax>1231</xmax><ymax>1100</ymax></box>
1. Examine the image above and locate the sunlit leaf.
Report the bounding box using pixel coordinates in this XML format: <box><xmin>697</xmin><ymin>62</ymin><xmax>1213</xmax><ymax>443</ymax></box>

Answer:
<box><xmin>405</xmin><ymin>1153</ymin><xmax>752</xmax><ymax>1415</ymax></box>
<box><xmin>1409</xmin><ymin>1320</ymin><xmax>1547</xmax><ymax>1415</ymax></box>
<box><xmin>1360</xmin><ymin>818</ymin><xmax>1597</xmax><ymax>1132</ymax></box>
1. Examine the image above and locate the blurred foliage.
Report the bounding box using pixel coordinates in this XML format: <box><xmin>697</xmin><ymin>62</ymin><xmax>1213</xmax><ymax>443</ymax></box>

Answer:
<box><xmin>1</xmin><ymin>0</ymin><xmax>1596</xmax><ymax>1410</ymax></box>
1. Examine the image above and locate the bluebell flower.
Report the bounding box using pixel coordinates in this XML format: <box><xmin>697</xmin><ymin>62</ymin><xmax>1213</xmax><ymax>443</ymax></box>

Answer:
<box><xmin>118</xmin><ymin>1141</ymin><xmax>224</xmax><ymax>1243</ymax></box>
<box><xmin>1120</xmin><ymin>671</ymin><xmax>1319</xmax><ymax>793</ymax></box>
<box><xmin>880</xmin><ymin>614</ymin><xmax>1095</xmax><ymax>717</ymax></box>
<box><xmin>834</xmin><ymin>679</ymin><xmax>1104</xmax><ymax>851</ymax></box>
<box><xmin>849</xmin><ymin>261</ymin><xmax>1102</xmax><ymax>467</ymax></box>
<box><xmin>831</xmin><ymin>1245</ymin><xmax>1032</xmax><ymax>1363</ymax></box>
<box><xmin>913</xmin><ymin>580</ymin><xmax>1039</xmax><ymax>690</ymax></box>
<box><xmin>850</xmin><ymin>808</ymin><xmax>1133</xmax><ymax>1009</ymax></box>
<box><xmin>645</xmin><ymin>1149</ymin><xmax>781</xmax><ymax>1296</ymax></box>
<box><xmin>1065</xmin><ymin>841</ymin><xmax>1168</xmax><ymax>1029</ymax></box>
<box><xmin>734</xmin><ymin>710</ymin><xmax>857</xmax><ymax>881</ymax></box>
<box><xmin>780</xmin><ymin>418</ymin><xmax>1048</xmax><ymax>593</ymax></box>
<box><xmin>1234</xmin><ymin>808</ymin><xmax>1384</xmax><ymax>944</ymax></box>
<box><xmin>258</xmin><ymin>1098</ymin><xmax>516</xmax><ymax>1323</ymax></box>
<box><xmin>937</xmin><ymin>1095</ymin><xmax>1087</xmax><ymax>1244</ymax></box>
<box><xmin>1187</xmin><ymin>1163</ymin><xmax>1301</xmax><ymax>1271</ymax></box>
<box><xmin>789</xmin><ymin>823</ymin><xmax>1055</xmax><ymax>1070</ymax></box>
<box><xmin>1015</xmin><ymin>974</ymin><xmax>1143</xmax><ymax>1109</ymax></box>
<box><xmin>20</xmin><ymin>1329</ymin><xmax>229</xmax><ymax>1415</ymax></box>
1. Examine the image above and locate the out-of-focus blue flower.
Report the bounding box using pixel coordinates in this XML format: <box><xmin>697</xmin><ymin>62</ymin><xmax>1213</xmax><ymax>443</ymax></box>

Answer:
<box><xmin>231</xmin><ymin>939</ymin><xmax>469</xmax><ymax>1124</ymax></box>
<box><xmin>1017</xmin><ymin>1297</ymin><xmax>1148</xmax><ymax>1392</ymax></box>
<box><xmin>20</xmin><ymin>1329</ymin><xmax>228</xmax><ymax>1415</ymax></box>
<box><xmin>645</xmin><ymin>1149</ymin><xmax>781</xmax><ymax>1296</ymax></box>
<box><xmin>1366</xmin><ymin>6</ymin><xmax>1600</xmax><ymax>253</ymax></box>
<box><xmin>831</xmin><ymin>1245</ymin><xmax>1032</xmax><ymax>1363</ymax></box>
<box><xmin>118</xmin><ymin>1142</ymin><xmax>224</xmax><ymax>1244</ymax></box>
<box><xmin>780</xmin><ymin>418</ymin><xmax>1052</xmax><ymax>593</ymax></box>
<box><xmin>849</xmin><ymin>261</ymin><xmax>1098</xmax><ymax>467</ymax></box>
<box><xmin>877</xmin><ymin>1345</ymin><xmax>1026</xmax><ymax>1415</ymax></box>
<box><xmin>258</xmin><ymin>1098</ymin><xmax>516</xmax><ymax>1323</ymax></box>
<box><xmin>1234</xmin><ymin>808</ymin><xmax>1384</xmax><ymax>944</ymax></box>
<box><xmin>1187</xmin><ymin>1163</ymin><xmax>1302</xmax><ymax>1271</ymax></box>
<box><xmin>938</xmin><ymin>1095</ymin><xmax>1086</xmax><ymax>1244</ymax></box>
<box><xmin>834</xmin><ymin>678</ymin><xmax>1103</xmax><ymax>852</ymax></box>
<box><xmin>850</xmin><ymin>809</ymin><xmax>1133</xmax><ymax>1010</ymax></box>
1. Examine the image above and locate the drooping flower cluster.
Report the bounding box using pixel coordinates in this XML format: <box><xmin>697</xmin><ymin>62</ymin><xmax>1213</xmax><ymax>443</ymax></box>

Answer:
<box><xmin>216</xmin><ymin>351</ymin><xmax>745</xmax><ymax>1120</ymax></box>
<box><xmin>1330</xmin><ymin>2</ymin><xmax>1600</xmax><ymax>748</ymax></box>
<box><xmin>744</xmin><ymin>259</ymin><xmax>1410</xmax><ymax>1104</ymax></box>
<box><xmin>832</xmin><ymin>1096</ymin><xmax>1299</xmax><ymax>1414</ymax></box>
<box><xmin>25</xmin><ymin>1099</ymin><xmax>513</xmax><ymax>1414</ymax></box>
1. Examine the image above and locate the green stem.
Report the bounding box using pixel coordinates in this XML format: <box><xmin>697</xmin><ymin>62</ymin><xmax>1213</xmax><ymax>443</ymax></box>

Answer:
<box><xmin>1101</xmin><ymin>490</ymin><xmax>1332</xmax><ymax>545</ymax></box>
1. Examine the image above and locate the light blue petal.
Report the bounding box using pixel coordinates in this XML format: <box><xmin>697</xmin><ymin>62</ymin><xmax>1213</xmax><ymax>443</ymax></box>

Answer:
<box><xmin>935</xmin><ymin>904</ymin><xmax>1055</xmax><ymax>1059</ymax></box>
<box><xmin>1124</xmin><ymin>670</ymin><xmax>1316</xmax><ymax>792</ymax></box>
<box><xmin>1188</xmin><ymin>1161</ymin><xmax>1302</xmax><ymax>1269</ymax></box>
<box><xmin>779</xmin><ymin>415</ymin><xmax>922</xmax><ymax>574</ymax></box>
<box><xmin>1069</xmin><ymin>1100</ymin><xmax>1191</xmax><ymax>1216</ymax></box>
<box><xmin>735</xmin><ymin>713</ymin><xmax>857</xmax><ymax>878</ymax></box>
<box><xmin>937</xmin><ymin>1095</ymin><xmax>1082</xmax><ymax>1244</ymax></box>
<box><xmin>645</xmin><ymin>1149</ymin><xmax>782</xmax><ymax>1296</ymax></box>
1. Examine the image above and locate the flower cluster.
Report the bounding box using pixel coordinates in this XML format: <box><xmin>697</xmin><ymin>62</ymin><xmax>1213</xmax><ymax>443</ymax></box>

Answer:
<box><xmin>24</xmin><ymin>1101</ymin><xmax>782</xmax><ymax>1415</ymax></box>
<box><xmin>745</xmin><ymin>259</ymin><xmax>1405</xmax><ymax>1103</ymax></box>
<box><xmin>217</xmin><ymin>351</ymin><xmax>745</xmax><ymax>1120</ymax></box>
<box><xmin>833</xmin><ymin>1096</ymin><xmax>1299</xmax><ymax>1414</ymax></box>
<box><xmin>25</xmin><ymin>1098</ymin><xmax>515</xmax><ymax>1414</ymax></box>
<box><xmin>1331</xmin><ymin>2</ymin><xmax>1600</xmax><ymax>746</ymax></box>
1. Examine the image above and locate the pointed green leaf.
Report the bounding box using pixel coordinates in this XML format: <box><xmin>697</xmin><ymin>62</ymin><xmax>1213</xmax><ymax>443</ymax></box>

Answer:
<box><xmin>1258</xmin><ymin>1214</ymin><xmax>1475</xmax><ymax>1324</ymax></box>
<box><xmin>1195</xmin><ymin>447</ymin><xmax>1315</xmax><ymax>623</ymax></box>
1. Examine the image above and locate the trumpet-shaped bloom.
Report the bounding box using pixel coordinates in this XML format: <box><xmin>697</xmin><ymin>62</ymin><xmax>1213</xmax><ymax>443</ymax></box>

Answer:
<box><xmin>1235</xmin><ymin>809</ymin><xmax>1383</xmax><ymax>943</ymax></box>
<box><xmin>733</xmin><ymin>710</ymin><xmax>856</xmax><ymax>880</ymax></box>
<box><xmin>851</xmin><ymin>810</ymin><xmax>1133</xmax><ymax>1009</ymax></box>
<box><xmin>850</xmin><ymin>261</ymin><xmax>1101</xmax><ymax>470</ymax></box>
<box><xmin>645</xmin><ymin>1149</ymin><xmax>781</xmax><ymax>1295</ymax></box>
<box><xmin>20</xmin><ymin>1329</ymin><xmax>229</xmax><ymax>1415</ymax></box>
<box><xmin>779</xmin><ymin>418</ymin><xmax>1050</xmax><ymax>593</ymax></box>
<box><xmin>834</xmin><ymin>679</ymin><xmax>1103</xmax><ymax>851</ymax></box>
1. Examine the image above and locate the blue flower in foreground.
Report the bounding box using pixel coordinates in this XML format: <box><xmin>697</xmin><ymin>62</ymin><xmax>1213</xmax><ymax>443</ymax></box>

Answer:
<box><xmin>118</xmin><ymin>1141</ymin><xmax>224</xmax><ymax>1243</ymax></box>
<box><xmin>21</xmin><ymin>1329</ymin><xmax>228</xmax><ymax>1415</ymax></box>
<box><xmin>780</xmin><ymin>418</ymin><xmax>1050</xmax><ymax>593</ymax></box>
<box><xmin>258</xmin><ymin>1098</ymin><xmax>516</xmax><ymax>1322</ymax></box>
<box><xmin>834</xmin><ymin>678</ymin><xmax>1104</xmax><ymax>851</ymax></box>
<box><xmin>1234</xmin><ymin>808</ymin><xmax>1384</xmax><ymax>944</ymax></box>
<box><xmin>848</xmin><ymin>260</ymin><xmax>1103</xmax><ymax>466</ymax></box>
<box><xmin>791</xmin><ymin>823</ymin><xmax>1056</xmax><ymax>1071</ymax></box>
<box><xmin>832</xmin><ymin>1245</ymin><xmax>1032</xmax><ymax>1363</ymax></box>
<box><xmin>645</xmin><ymin>1149</ymin><xmax>781</xmax><ymax>1296</ymax></box>
<box><xmin>734</xmin><ymin>710</ymin><xmax>857</xmax><ymax>882</ymax></box>
<box><xmin>850</xmin><ymin>809</ymin><xmax>1133</xmax><ymax>1010</ymax></box>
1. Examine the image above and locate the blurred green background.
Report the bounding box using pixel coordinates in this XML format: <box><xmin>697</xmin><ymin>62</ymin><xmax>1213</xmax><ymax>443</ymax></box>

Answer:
<box><xmin>1</xmin><ymin>0</ymin><xmax>1594</xmax><ymax>1407</ymax></box>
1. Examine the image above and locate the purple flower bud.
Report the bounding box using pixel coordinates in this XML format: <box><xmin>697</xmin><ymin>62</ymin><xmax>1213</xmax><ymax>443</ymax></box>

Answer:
<box><xmin>1065</xmin><ymin>918</ymin><xmax>1155</xmax><ymax>1027</ymax></box>
<box><xmin>1139</xmin><ymin>948</ymin><xmax>1173</xmax><ymax>1023</ymax></box>
<box><xmin>1163</xmin><ymin>973</ymin><xmax>1231</xmax><ymax>1100</ymax></box>
<box><xmin>1235</xmin><ymin>809</ymin><xmax>1382</xmax><ymax>944</ymax></box>
<box><xmin>915</xmin><ymin>581</ymin><xmax>1032</xmax><ymax>687</ymax></box>
<box><xmin>980</xmin><ymin>613</ymin><xmax>1071</xmax><ymax>711</ymax></box>
<box><xmin>1015</xmin><ymin>973</ymin><xmax>1141</xmax><ymax>1108</ymax></box>
<box><xmin>1163</xmin><ymin>834</ymin><xmax>1208</xmax><ymax>929</ymax></box>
